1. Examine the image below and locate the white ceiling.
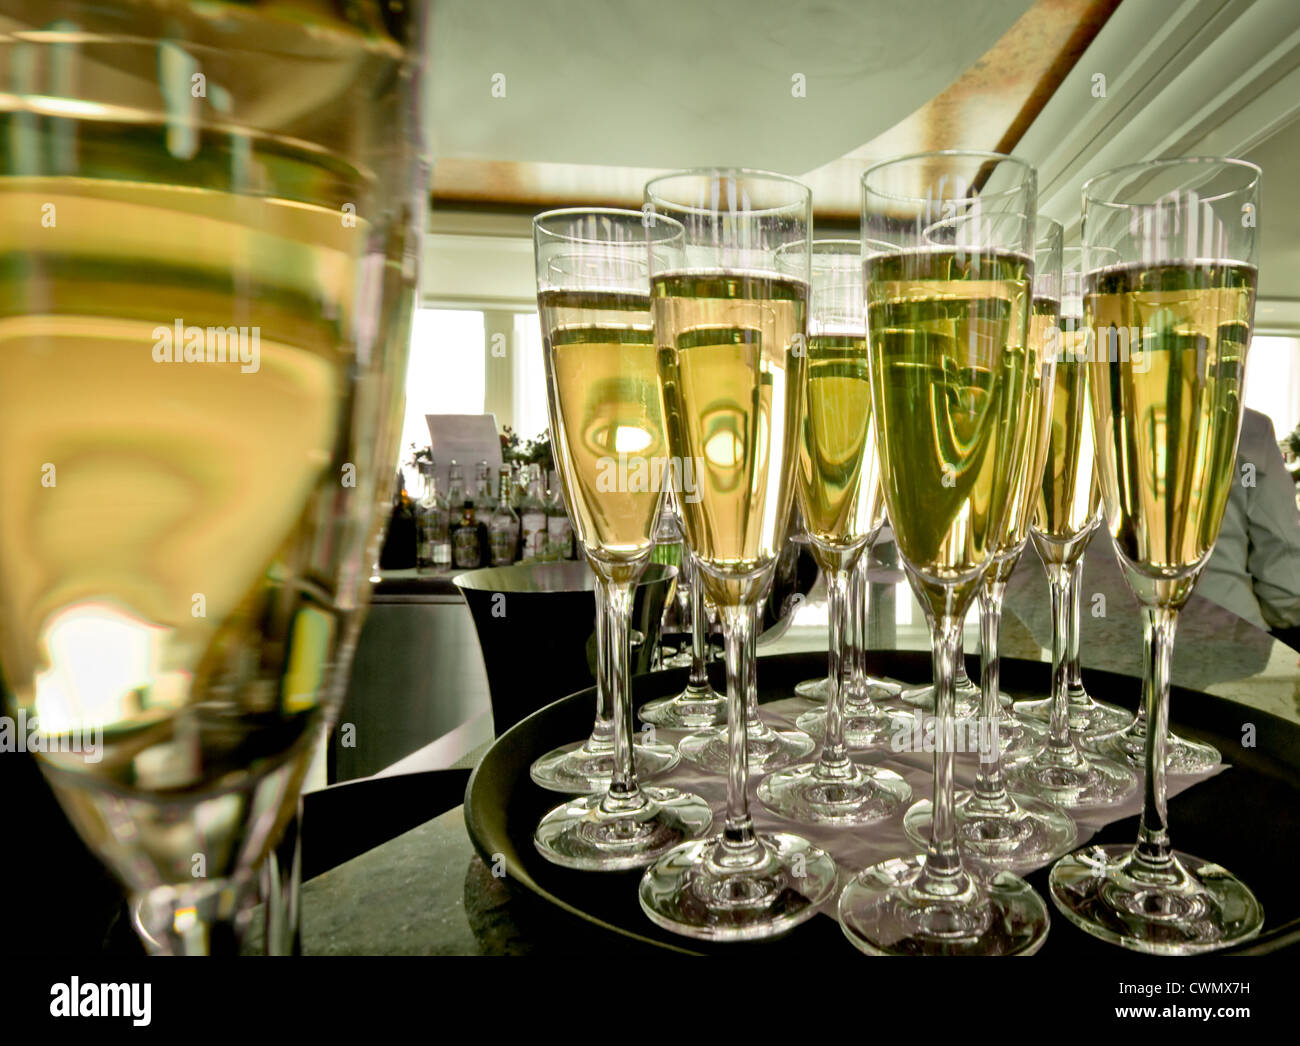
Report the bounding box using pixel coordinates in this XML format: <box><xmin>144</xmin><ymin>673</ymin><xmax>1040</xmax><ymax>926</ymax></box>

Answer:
<box><xmin>424</xmin><ymin>0</ymin><xmax>1300</xmax><ymax>326</ymax></box>
<box><xmin>428</xmin><ymin>0</ymin><xmax>1034</xmax><ymax>174</ymax></box>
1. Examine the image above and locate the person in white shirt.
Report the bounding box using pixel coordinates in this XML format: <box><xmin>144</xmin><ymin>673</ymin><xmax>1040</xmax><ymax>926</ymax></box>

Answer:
<box><xmin>1198</xmin><ymin>408</ymin><xmax>1300</xmax><ymax>637</ymax></box>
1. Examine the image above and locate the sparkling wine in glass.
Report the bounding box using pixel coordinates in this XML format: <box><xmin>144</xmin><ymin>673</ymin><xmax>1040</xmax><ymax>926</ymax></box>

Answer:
<box><xmin>639</xmin><ymin>169</ymin><xmax>837</xmax><ymax>940</ymax></box>
<box><xmin>1049</xmin><ymin>157</ymin><xmax>1264</xmax><ymax>953</ymax></box>
<box><xmin>837</xmin><ymin>151</ymin><xmax>1051</xmax><ymax>955</ymax></box>
<box><xmin>901</xmin><ymin>217</ymin><xmax>1075</xmax><ymax>872</ymax></box>
<box><xmin>530</xmin><ymin>209</ymin><xmax>713</xmax><ymax>870</ymax></box>
<box><xmin>758</xmin><ymin>239</ymin><xmax>913</xmax><ymax>826</ymax></box>
<box><xmin>1008</xmin><ymin>254</ymin><xmax>1139</xmax><ymax>811</ymax></box>
<box><xmin>0</xmin><ymin>0</ymin><xmax>428</xmax><ymax>953</ymax></box>
<box><xmin>1014</xmin><ymin>246</ymin><xmax>1135</xmax><ymax>743</ymax></box>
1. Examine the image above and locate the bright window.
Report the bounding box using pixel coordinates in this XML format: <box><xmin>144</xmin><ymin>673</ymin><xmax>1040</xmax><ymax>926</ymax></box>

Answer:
<box><xmin>398</xmin><ymin>308</ymin><xmax>485</xmax><ymax>461</ymax></box>
<box><xmin>1245</xmin><ymin>335</ymin><xmax>1300</xmax><ymax>443</ymax></box>
<box><xmin>512</xmin><ymin>311</ymin><xmax>550</xmax><ymax>441</ymax></box>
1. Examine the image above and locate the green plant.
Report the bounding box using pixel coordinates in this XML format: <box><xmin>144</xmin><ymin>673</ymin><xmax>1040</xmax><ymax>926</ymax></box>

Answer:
<box><xmin>500</xmin><ymin>426</ymin><xmax>552</xmax><ymax>471</ymax></box>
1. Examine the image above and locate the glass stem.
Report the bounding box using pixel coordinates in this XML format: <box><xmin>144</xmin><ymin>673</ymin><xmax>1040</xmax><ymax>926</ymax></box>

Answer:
<box><xmin>598</xmin><ymin>575</ymin><xmax>644</xmax><ymax>814</ymax></box>
<box><xmin>688</xmin><ymin>555</ymin><xmax>710</xmax><ymax>689</ymax></box>
<box><xmin>134</xmin><ymin>875</ymin><xmax>257</xmax><ymax>955</ymax></box>
<box><xmin>261</xmin><ymin>798</ymin><xmax>303</xmax><ymax>955</ymax></box>
<box><xmin>818</xmin><ymin>564</ymin><xmax>853</xmax><ymax>775</ymax></box>
<box><xmin>1135</xmin><ymin>605</ymin><xmax>1177</xmax><ymax>869</ymax></box>
<box><xmin>587</xmin><ymin>580</ymin><xmax>614</xmax><ymax>750</ymax></box>
<box><xmin>1046</xmin><ymin>563</ymin><xmax>1075</xmax><ymax>753</ymax></box>
<box><xmin>918</xmin><ymin>612</ymin><xmax>966</xmax><ymax>895</ymax></box>
<box><xmin>717</xmin><ymin>600</ymin><xmax>763</xmax><ymax>865</ymax></box>
<box><xmin>851</xmin><ymin>549</ymin><xmax>867</xmax><ymax>688</ymax></box>
<box><xmin>1067</xmin><ymin>555</ymin><xmax>1087</xmax><ymax>700</ymax></box>
<box><xmin>973</xmin><ymin>578</ymin><xmax>1010</xmax><ymax>804</ymax></box>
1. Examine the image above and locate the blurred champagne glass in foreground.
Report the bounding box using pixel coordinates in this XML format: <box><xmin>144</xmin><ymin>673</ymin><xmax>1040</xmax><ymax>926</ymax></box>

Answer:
<box><xmin>0</xmin><ymin>0</ymin><xmax>429</xmax><ymax>953</ymax></box>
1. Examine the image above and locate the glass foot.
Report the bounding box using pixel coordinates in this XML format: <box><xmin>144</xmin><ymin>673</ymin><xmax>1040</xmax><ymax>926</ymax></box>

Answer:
<box><xmin>757</xmin><ymin>760</ymin><xmax>911</xmax><ymax>825</ymax></box>
<box><xmin>1099</xmin><ymin>727</ymin><xmax>1222</xmax><ymax>775</ymax></box>
<box><xmin>678</xmin><ymin>722</ymin><xmax>815</xmax><ymax>775</ymax></box>
<box><xmin>1049</xmin><ymin>843</ymin><xmax>1264</xmax><ymax>955</ymax></box>
<box><xmin>849</xmin><ymin>674</ymin><xmax>904</xmax><ymax>702</ymax></box>
<box><xmin>795</xmin><ymin>702</ymin><xmax>914</xmax><ymax>751</ymax></box>
<box><xmin>902</xmin><ymin>790</ymin><xmax>1078</xmax><ymax>874</ymax></box>
<box><xmin>529</xmin><ymin>735</ymin><xmax>679</xmax><ymax>794</ymax></box>
<box><xmin>534</xmin><ymin>787</ymin><xmax>713</xmax><ymax>871</ymax></box>
<box><xmin>663</xmin><ymin>648</ymin><xmax>694</xmax><ymax>669</ymax></box>
<box><xmin>639</xmin><ymin>687</ymin><xmax>726</xmax><ymax>730</ymax></box>
<box><xmin>901</xmin><ymin>682</ymin><xmax>1011</xmax><ymax>715</ymax></box>
<box><xmin>1006</xmin><ymin>742</ymin><xmax>1138</xmax><ymax>809</ymax></box>
<box><xmin>794</xmin><ymin>677</ymin><xmax>828</xmax><ymax>700</ymax></box>
<box><xmin>1013</xmin><ymin>693</ymin><xmax>1134</xmax><ymax>744</ymax></box>
<box><xmin>837</xmin><ymin>856</ymin><xmax>1050</xmax><ymax>955</ymax></box>
<box><xmin>994</xmin><ymin>713</ymin><xmax>1048</xmax><ymax>763</ymax></box>
<box><xmin>639</xmin><ymin>832</ymin><xmax>837</xmax><ymax>941</ymax></box>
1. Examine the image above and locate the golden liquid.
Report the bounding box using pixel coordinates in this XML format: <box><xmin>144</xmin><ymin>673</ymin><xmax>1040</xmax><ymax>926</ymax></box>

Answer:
<box><xmin>865</xmin><ymin>250</ymin><xmax>1033</xmax><ymax>604</ymax></box>
<box><xmin>995</xmin><ymin>297</ymin><xmax>1057</xmax><ymax>555</ymax></box>
<box><xmin>0</xmin><ymin>172</ymin><xmax>374</xmax><ymax>888</ymax></box>
<box><xmin>538</xmin><ymin>289</ymin><xmax>667</xmax><ymax>565</ymax></box>
<box><xmin>652</xmin><ymin>271</ymin><xmax>807</xmax><ymax>606</ymax></box>
<box><xmin>797</xmin><ymin>332</ymin><xmax>882</xmax><ymax>552</ymax></box>
<box><xmin>1034</xmin><ymin>314</ymin><xmax>1101</xmax><ymax>547</ymax></box>
<box><xmin>1086</xmin><ymin>261</ymin><xmax>1254</xmax><ymax>586</ymax></box>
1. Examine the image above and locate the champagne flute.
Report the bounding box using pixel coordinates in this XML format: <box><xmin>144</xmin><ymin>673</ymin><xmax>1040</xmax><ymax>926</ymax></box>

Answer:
<box><xmin>1014</xmin><ymin>246</ymin><xmax>1134</xmax><ymax>744</ymax></box>
<box><xmin>846</xmin><ymin>536</ymin><xmax>904</xmax><ymax>705</ymax></box>
<box><xmin>838</xmin><ymin>151</ymin><xmax>1050</xmax><ymax>955</ymax></box>
<box><xmin>529</xmin><ymin>467</ymin><xmax>681</xmax><ymax>792</ymax></box>
<box><xmin>0</xmin><ymin>0</ymin><xmax>428</xmax><ymax>954</ymax></box>
<box><xmin>901</xmin><ymin>217</ymin><xmax>1075</xmax><ymax>871</ymax></box>
<box><xmin>758</xmin><ymin>240</ymin><xmax>912</xmax><ymax>824</ymax></box>
<box><xmin>530</xmin><ymin>209</ymin><xmax>713</xmax><ymax>869</ymax></box>
<box><xmin>1049</xmin><ymin>157</ymin><xmax>1264</xmax><ymax>952</ymax></box>
<box><xmin>1007</xmin><ymin>260</ymin><xmax>1140</xmax><ymax>810</ymax></box>
<box><xmin>639</xmin><ymin>169</ymin><xmax>836</xmax><ymax>939</ymax></box>
<box><xmin>794</xmin><ymin>516</ymin><xmax>904</xmax><ymax>707</ymax></box>
<box><xmin>639</xmin><ymin>492</ymin><xmax>726</xmax><ymax>728</ymax></box>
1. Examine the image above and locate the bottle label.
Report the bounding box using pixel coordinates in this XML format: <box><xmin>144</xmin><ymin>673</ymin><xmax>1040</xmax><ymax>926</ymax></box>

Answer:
<box><xmin>546</xmin><ymin>516</ymin><xmax>572</xmax><ymax>559</ymax></box>
<box><xmin>452</xmin><ymin>528</ymin><xmax>481</xmax><ymax>568</ymax></box>
<box><xmin>489</xmin><ymin>528</ymin><xmax>517</xmax><ymax>566</ymax></box>
<box><xmin>521</xmin><ymin>513</ymin><xmax>545</xmax><ymax>560</ymax></box>
<box><xmin>434</xmin><ymin>541</ymin><xmax>452</xmax><ymax>567</ymax></box>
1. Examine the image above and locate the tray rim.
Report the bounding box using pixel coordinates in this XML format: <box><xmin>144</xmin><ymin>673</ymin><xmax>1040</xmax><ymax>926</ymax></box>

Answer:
<box><xmin>464</xmin><ymin>649</ymin><xmax>1300</xmax><ymax>955</ymax></box>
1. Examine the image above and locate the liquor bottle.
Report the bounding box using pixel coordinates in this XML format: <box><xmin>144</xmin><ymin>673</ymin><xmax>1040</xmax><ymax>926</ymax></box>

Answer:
<box><xmin>488</xmin><ymin>464</ymin><xmax>521</xmax><ymax>566</ymax></box>
<box><xmin>545</xmin><ymin>468</ymin><xmax>574</xmax><ymax>560</ymax></box>
<box><xmin>415</xmin><ymin>459</ymin><xmax>450</xmax><ymax>573</ymax></box>
<box><xmin>449</xmin><ymin>500</ymin><xmax>488</xmax><ymax>569</ymax></box>
<box><xmin>378</xmin><ymin>468</ymin><xmax>417</xmax><ymax>570</ymax></box>
<box><xmin>473</xmin><ymin>460</ymin><xmax>496</xmax><ymax>515</ymax></box>
<box><xmin>519</xmin><ymin>464</ymin><xmax>547</xmax><ymax>561</ymax></box>
<box><xmin>445</xmin><ymin>460</ymin><xmax>466</xmax><ymax>510</ymax></box>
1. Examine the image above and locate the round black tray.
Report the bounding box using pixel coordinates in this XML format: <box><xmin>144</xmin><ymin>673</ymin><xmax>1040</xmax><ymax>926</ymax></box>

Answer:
<box><xmin>465</xmin><ymin>650</ymin><xmax>1300</xmax><ymax>955</ymax></box>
